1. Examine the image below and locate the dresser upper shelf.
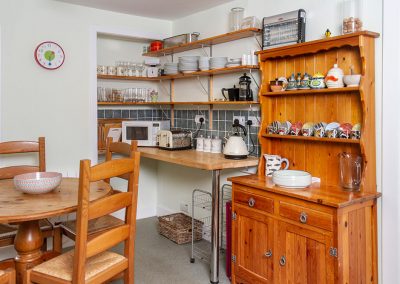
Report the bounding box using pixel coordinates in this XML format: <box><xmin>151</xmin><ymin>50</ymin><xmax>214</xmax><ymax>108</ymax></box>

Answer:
<box><xmin>143</xmin><ymin>28</ymin><xmax>261</xmax><ymax>57</ymax></box>
<box><xmin>256</xmin><ymin>31</ymin><xmax>379</xmax><ymax>60</ymax></box>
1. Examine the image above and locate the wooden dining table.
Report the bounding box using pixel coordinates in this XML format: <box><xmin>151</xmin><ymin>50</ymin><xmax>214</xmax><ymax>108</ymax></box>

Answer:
<box><xmin>0</xmin><ymin>177</ymin><xmax>112</xmax><ymax>284</ymax></box>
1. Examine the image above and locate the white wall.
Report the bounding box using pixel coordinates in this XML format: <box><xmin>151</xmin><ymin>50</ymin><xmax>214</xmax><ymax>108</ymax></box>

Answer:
<box><xmin>0</xmin><ymin>0</ymin><xmax>171</xmax><ymax>175</ymax></box>
<box><xmin>382</xmin><ymin>0</ymin><xmax>400</xmax><ymax>282</ymax></box>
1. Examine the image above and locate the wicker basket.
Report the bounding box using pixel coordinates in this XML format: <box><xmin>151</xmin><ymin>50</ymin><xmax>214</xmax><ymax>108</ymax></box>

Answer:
<box><xmin>158</xmin><ymin>213</ymin><xmax>203</xmax><ymax>244</ymax></box>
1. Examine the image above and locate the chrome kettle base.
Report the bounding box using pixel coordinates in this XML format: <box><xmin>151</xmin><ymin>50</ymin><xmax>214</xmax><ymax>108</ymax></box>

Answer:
<box><xmin>224</xmin><ymin>154</ymin><xmax>248</xmax><ymax>160</ymax></box>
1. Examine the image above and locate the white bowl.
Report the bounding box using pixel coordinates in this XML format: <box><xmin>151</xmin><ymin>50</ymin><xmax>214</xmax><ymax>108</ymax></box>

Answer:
<box><xmin>272</xmin><ymin>170</ymin><xmax>312</xmax><ymax>189</ymax></box>
<box><xmin>343</xmin><ymin>74</ymin><xmax>361</xmax><ymax>87</ymax></box>
<box><xmin>14</xmin><ymin>172</ymin><xmax>62</xmax><ymax>194</ymax></box>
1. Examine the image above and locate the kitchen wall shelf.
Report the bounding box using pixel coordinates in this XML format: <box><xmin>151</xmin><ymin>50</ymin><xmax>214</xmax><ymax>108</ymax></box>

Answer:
<box><xmin>262</xmin><ymin>134</ymin><xmax>360</xmax><ymax>144</ymax></box>
<box><xmin>97</xmin><ymin>65</ymin><xmax>259</xmax><ymax>82</ymax></box>
<box><xmin>98</xmin><ymin>101</ymin><xmax>259</xmax><ymax>106</ymax></box>
<box><xmin>262</xmin><ymin>86</ymin><xmax>359</xmax><ymax>96</ymax></box>
<box><xmin>143</xmin><ymin>28</ymin><xmax>261</xmax><ymax>57</ymax></box>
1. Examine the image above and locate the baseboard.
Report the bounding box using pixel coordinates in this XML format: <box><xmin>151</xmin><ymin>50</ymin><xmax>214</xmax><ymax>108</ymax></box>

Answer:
<box><xmin>156</xmin><ymin>206</ymin><xmax>177</xmax><ymax>217</ymax></box>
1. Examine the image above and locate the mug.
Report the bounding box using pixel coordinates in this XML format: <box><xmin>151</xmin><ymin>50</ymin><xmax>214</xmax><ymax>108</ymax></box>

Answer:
<box><xmin>107</xmin><ymin>66</ymin><xmax>116</xmax><ymax>75</ymax></box>
<box><xmin>264</xmin><ymin>154</ymin><xmax>289</xmax><ymax>176</ymax></box>
<box><xmin>97</xmin><ymin>65</ymin><xmax>107</xmax><ymax>75</ymax></box>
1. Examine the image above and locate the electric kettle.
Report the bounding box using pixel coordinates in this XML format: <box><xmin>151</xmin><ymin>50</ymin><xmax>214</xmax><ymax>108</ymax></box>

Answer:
<box><xmin>223</xmin><ymin>121</ymin><xmax>249</xmax><ymax>159</ymax></box>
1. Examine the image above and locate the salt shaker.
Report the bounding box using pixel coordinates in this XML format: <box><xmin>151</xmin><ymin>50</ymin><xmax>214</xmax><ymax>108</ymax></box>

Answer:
<box><xmin>196</xmin><ymin>135</ymin><xmax>204</xmax><ymax>152</ymax></box>
<box><xmin>203</xmin><ymin>136</ymin><xmax>212</xmax><ymax>152</ymax></box>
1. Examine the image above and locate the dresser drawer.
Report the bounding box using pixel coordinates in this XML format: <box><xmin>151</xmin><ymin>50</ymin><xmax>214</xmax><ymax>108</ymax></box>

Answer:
<box><xmin>234</xmin><ymin>189</ymin><xmax>274</xmax><ymax>214</ymax></box>
<box><xmin>279</xmin><ymin>202</ymin><xmax>333</xmax><ymax>231</ymax></box>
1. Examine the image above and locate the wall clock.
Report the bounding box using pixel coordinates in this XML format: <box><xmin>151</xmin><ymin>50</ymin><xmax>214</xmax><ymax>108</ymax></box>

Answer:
<box><xmin>34</xmin><ymin>41</ymin><xmax>65</xmax><ymax>70</ymax></box>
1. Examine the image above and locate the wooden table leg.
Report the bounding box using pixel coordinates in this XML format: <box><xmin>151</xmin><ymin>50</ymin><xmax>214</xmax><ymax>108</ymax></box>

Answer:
<box><xmin>14</xmin><ymin>220</ymin><xmax>43</xmax><ymax>284</ymax></box>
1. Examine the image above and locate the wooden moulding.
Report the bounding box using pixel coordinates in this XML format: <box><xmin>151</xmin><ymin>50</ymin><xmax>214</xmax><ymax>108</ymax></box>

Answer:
<box><xmin>257</xmin><ymin>31</ymin><xmax>378</xmax><ymax>194</ymax></box>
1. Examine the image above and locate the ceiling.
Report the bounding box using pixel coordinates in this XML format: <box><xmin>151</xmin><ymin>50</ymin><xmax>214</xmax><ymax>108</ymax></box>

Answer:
<box><xmin>55</xmin><ymin>0</ymin><xmax>235</xmax><ymax>20</ymax></box>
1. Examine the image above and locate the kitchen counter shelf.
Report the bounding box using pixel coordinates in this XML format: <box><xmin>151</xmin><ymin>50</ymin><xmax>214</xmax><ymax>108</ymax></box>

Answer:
<box><xmin>262</xmin><ymin>134</ymin><xmax>360</xmax><ymax>144</ymax></box>
<box><xmin>262</xmin><ymin>86</ymin><xmax>359</xmax><ymax>96</ymax></box>
<box><xmin>97</xmin><ymin>65</ymin><xmax>259</xmax><ymax>81</ymax></box>
<box><xmin>98</xmin><ymin>101</ymin><xmax>259</xmax><ymax>106</ymax></box>
<box><xmin>143</xmin><ymin>28</ymin><xmax>261</xmax><ymax>57</ymax></box>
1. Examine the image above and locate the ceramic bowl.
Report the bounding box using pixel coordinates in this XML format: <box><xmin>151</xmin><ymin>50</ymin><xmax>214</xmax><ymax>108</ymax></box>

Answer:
<box><xmin>270</xmin><ymin>84</ymin><xmax>285</xmax><ymax>92</ymax></box>
<box><xmin>343</xmin><ymin>74</ymin><xmax>361</xmax><ymax>87</ymax></box>
<box><xmin>14</xmin><ymin>172</ymin><xmax>62</xmax><ymax>194</ymax></box>
<box><xmin>272</xmin><ymin>170</ymin><xmax>312</xmax><ymax>188</ymax></box>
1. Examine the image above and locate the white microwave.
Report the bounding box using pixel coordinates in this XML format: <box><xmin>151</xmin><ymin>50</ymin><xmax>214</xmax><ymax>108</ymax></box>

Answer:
<box><xmin>122</xmin><ymin>120</ymin><xmax>170</xmax><ymax>147</ymax></box>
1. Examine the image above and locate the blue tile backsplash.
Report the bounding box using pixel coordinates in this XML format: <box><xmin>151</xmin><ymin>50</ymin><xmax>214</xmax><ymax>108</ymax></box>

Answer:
<box><xmin>98</xmin><ymin>108</ymin><xmax>261</xmax><ymax>157</ymax></box>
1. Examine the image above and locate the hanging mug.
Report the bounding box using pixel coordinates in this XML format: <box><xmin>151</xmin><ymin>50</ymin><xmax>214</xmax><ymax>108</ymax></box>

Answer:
<box><xmin>264</xmin><ymin>154</ymin><xmax>289</xmax><ymax>176</ymax></box>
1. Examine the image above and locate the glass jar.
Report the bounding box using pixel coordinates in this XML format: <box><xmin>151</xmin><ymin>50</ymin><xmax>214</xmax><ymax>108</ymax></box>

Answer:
<box><xmin>230</xmin><ymin>7</ymin><xmax>244</xmax><ymax>31</ymax></box>
<box><xmin>342</xmin><ymin>0</ymin><xmax>363</xmax><ymax>34</ymax></box>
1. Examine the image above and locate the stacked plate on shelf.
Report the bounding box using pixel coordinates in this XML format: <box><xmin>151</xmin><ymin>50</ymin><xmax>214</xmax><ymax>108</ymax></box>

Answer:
<box><xmin>226</xmin><ymin>58</ymin><xmax>242</xmax><ymax>68</ymax></box>
<box><xmin>164</xmin><ymin>62</ymin><xmax>179</xmax><ymax>75</ymax></box>
<box><xmin>198</xmin><ymin>57</ymin><xmax>210</xmax><ymax>71</ymax></box>
<box><xmin>210</xmin><ymin>57</ymin><xmax>228</xmax><ymax>70</ymax></box>
<box><xmin>178</xmin><ymin>56</ymin><xmax>199</xmax><ymax>73</ymax></box>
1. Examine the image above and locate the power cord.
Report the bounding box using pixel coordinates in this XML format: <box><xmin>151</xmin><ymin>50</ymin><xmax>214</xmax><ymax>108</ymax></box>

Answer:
<box><xmin>193</xmin><ymin>117</ymin><xmax>204</xmax><ymax>139</ymax></box>
<box><xmin>246</xmin><ymin>119</ymin><xmax>256</xmax><ymax>155</ymax></box>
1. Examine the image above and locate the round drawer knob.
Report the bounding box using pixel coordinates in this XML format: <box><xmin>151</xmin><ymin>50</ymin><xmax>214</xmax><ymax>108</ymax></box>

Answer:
<box><xmin>299</xmin><ymin>212</ymin><xmax>308</xmax><ymax>224</ymax></box>
<box><xmin>248</xmin><ymin>197</ymin><xmax>256</xmax><ymax>207</ymax></box>
<box><xmin>264</xmin><ymin>250</ymin><xmax>273</xmax><ymax>258</ymax></box>
<box><xmin>280</xmin><ymin>255</ymin><xmax>286</xmax><ymax>266</ymax></box>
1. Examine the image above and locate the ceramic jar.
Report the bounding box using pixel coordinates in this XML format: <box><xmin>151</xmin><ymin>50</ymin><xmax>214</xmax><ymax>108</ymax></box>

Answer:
<box><xmin>310</xmin><ymin>72</ymin><xmax>326</xmax><ymax>89</ymax></box>
<box><xmin>211</xmin><ymin>137</ymin><xmax>222</xmax><ymax>153</ymax></box>
<box><xmin>286</xmin><ymin>73</ymin><xmax>297</xmax><ymax>90</ymax></box>
<box><xmin>196</xmin><ymin>135</ymin><xmax>204</xmax><ymax>151</ymax></box>
<box><xmin>299</xmin><ymin>73</ymin><xmax>311</xmax><ymax>89</ymax></box>
<box><xmin>325</xmin><ymin>64</ymin><xmax>344</xmax><ymax>88</ymax></box>
<box><xmin>203</xmin><ymin>136</ymin><xmax>212</xmax><ymax>152</ymax></box>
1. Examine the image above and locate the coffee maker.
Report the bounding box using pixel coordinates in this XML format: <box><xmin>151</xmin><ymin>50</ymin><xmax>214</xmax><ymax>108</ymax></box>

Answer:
<box><xmin>239</xmin><ymin>73</ymin><xmax>253</xmax><ymax>101</ymax></box>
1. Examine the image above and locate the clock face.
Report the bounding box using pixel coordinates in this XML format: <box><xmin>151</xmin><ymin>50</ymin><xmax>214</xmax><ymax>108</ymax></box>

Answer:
<box><xmin>34</xmin><ymin>41</ymin><xmax>65</xmax><ymax>70</ymax></box>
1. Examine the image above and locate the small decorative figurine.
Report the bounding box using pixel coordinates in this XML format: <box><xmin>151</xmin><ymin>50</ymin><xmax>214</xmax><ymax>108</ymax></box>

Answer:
<box><xmin>325</xmin><ymin>29</ymin><xmax>332</xmax><ymax>38</ymax></box>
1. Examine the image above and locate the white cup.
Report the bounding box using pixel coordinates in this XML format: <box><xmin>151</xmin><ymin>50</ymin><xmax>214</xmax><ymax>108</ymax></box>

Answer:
<box><xmin>264</xmin><ymin>154</ymin><xmax>289</xmax><ymax>176</ymax></box>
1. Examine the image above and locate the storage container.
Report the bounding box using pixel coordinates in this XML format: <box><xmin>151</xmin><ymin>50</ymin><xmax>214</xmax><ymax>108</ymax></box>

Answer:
<box><xmin>342</xmin><ymin>0</ymin><xmax>363</xmax><ymax>34</ymax></box>
<box><xmin>163</xmin><ymin>33</ymin><xmax>200</xmax><ymax>48</ymax></box>
<box><xmin>158</xmin><ymin>213</ymin><xmax>203</xmax><ymax>244</ymax></box>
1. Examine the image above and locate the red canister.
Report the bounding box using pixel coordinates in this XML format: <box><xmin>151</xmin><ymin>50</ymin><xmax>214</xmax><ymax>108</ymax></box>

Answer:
<box><xmin>150</xmin><ymin>41</ymin><xmax>163</xmax><ymax>52</ymax></box>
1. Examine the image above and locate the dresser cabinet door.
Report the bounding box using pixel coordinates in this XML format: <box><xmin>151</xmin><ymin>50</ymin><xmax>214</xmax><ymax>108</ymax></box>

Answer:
<box><xmin>277</xmin><ymin>221</ymin><xmax>335</xmax><ymax>284</ymax></box>
<box><xmin>232</xmin><ymin>206</ymin><xmax>274</xmax><ymax>283</ymax></box>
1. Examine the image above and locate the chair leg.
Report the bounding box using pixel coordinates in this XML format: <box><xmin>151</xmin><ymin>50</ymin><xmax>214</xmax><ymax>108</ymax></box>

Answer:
<box><xmin>52</xmin><ymin>227</ymin><xmax>62</xmax><ymax>253</ymax></box>
<box><xmin>41</xmin><ymin>238</ymin><xmax>47</xmax><ymax>252</ymax></box>
<box><xmin>9</xmin><ymin>269</ymin><xmax>16</xmax><ymax>284</ymax></box>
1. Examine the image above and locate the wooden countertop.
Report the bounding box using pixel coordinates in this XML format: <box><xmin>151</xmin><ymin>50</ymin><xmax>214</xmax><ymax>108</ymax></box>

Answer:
<box><xmin>229</xmin><ymin>174</ymin><xmax>381</xmax><ymax>208</ymax></box>
<box><xmin>138</xmin><ymin>147</ymin><xmax>259</xmax><ymax>170</ymax></box>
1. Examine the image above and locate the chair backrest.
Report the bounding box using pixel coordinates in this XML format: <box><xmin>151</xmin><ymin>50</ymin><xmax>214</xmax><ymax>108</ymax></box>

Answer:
<box><xmin>73</xmin><ymin>153</ymin><xmax>140</xmax><ymax>283</ymax></box>
<box><xmin>0</xmin><ymin>137</ymin><xmax>45</xmax><ymax>180</ymax></box>
<box><xmin>104</xmin><ymin>138</ymin><xmax>137</xmax><ymax>183</ymax></box>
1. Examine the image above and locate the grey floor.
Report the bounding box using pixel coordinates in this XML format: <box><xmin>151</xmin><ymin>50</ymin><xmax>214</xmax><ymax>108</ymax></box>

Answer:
<box><xmin>112</xmin><ymin>217</ymin><xmax>230</xmax><ymax>284</ymax></box>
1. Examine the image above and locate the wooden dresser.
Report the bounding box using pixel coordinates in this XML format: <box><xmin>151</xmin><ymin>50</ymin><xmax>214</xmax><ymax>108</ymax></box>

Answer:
<box><xmin>230</xmin><ymin>31</ymin><xmax>381</xmax><ymax>284</ymax></box>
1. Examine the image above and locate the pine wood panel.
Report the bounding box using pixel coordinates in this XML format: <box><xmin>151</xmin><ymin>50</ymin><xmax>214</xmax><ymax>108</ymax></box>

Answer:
<box><xmin>277</xmin><ymin>222</ymin><xmax>334</xmax><ymax>284</ymax></box>
<box><xmin>232</xmin><ymin>205</ymin><xmax>273</xmax><ymax>283</ymax></box>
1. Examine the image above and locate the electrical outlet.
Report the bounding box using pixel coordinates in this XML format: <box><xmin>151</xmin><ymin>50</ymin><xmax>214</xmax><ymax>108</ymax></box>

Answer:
<box><xmin>195</xmin><ymin>115</ymin><xmax>205</xmax><ymax>124</ymax></box>
<box><xmin>248</xmin><ymin>116</ymin><xmax>260</xmax><ymax>127</ymax></box>
<box><xmin>180</xmin><ymin>203</ymin><xmax>189</xmax><ymax>213</ymax></box>
<box><xmin>233</xmin><ymin>116</ymin><xmax>246</xmax><ymax>126</ymax></box>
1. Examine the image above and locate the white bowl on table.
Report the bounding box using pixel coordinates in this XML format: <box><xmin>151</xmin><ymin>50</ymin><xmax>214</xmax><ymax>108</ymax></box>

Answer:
<box><xmin>14</xmin><ymin>172</ymin><xmax>62</xmax><ymax>194</ymax></box>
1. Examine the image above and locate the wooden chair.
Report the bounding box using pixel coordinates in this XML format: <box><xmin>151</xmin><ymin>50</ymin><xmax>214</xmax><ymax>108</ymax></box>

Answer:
<box><xmin>0</xmin><ymin>269</ymin><xmax>15</xmax><ymax>284</ymax></box>
<box><xmin>55</xmin><ymin>139</ymin><xmax>137</xmax><ymax>252</ymax></box>
<box><xmin>27</xmin><ymin>154</ymin><xmax>140</xmax><ymax>283</ymax></box>
<box><xmin>0</xmin><ymin>137</ymin><xmax>61</xmax><ymax>252</ymax></box>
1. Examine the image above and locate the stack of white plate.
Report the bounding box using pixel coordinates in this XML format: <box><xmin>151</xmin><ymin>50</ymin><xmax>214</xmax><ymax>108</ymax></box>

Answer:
<box><xmin>164</xmin><ymin>62</ymin><xmax>179</xmax><ymax>75</ymax></box>
<box><xmin>178</xmin><ymin>56</ymin><xmax>199</xmax><ymax>73</ymax></box>
<box><xmin>272</xmin><ymin>170</ymin><xmax>312</xmax><ymax>189</ymax></box>
<box><xmin>210</xmin><ymin>57</ymin><xmax>228</xmax><ymax>70</ymax></box>
<box><xmin>199</xmin><ymin>57</ymin><xmax>210</xmax><ymax>71</ymax></box>
<box><xmin>226</xmin><ymin>58</ymin><xmax>242</xmax><ymax>68</ymax></box>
